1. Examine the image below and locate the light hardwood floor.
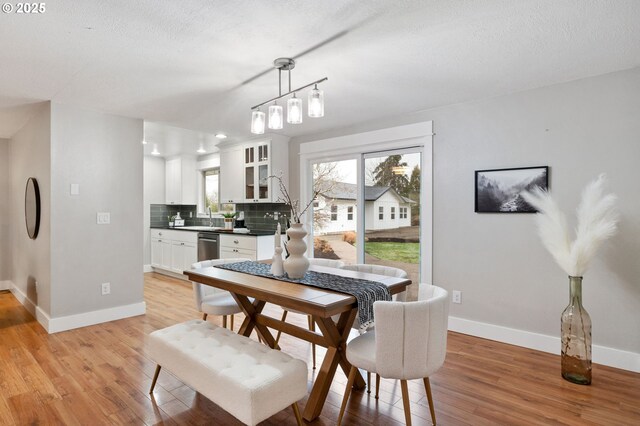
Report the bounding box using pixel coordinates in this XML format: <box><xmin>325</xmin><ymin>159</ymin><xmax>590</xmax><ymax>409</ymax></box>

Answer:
<box><xmin>0</xmin><ymin>273</ymin><xmax>638</xmax><ymax>425</ymax></box>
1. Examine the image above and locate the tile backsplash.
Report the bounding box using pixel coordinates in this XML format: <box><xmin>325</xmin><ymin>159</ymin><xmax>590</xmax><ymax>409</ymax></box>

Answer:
<box><xmin>150</xmin><ymin>203</ymin><xmax>291</xmax><ymax>232</ymax></box>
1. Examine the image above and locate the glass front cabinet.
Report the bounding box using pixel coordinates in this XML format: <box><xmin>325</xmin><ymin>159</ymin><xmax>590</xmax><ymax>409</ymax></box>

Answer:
<box><xmin>244</xmin><ymin>142</ymin><xmax>271</xmax><ymax>202</ymax></box>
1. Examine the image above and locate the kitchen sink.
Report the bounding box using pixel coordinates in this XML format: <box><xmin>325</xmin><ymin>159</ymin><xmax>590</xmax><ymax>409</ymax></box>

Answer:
<box><xmin>178</xmin><ymin>226</ymin><xmax>222</xmax><ymax>231</ymax></box>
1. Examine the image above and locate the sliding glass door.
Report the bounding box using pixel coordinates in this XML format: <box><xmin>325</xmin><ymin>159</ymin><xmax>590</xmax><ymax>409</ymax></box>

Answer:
<box><xmin>363</xmin><ymin>149</ymin><xmax>422</xmax><ymax>293</ymax></box>
<box><xmin>310</xmin><ymin>148</ymin><xmax>424</xmax><ymax>300</ymax></box>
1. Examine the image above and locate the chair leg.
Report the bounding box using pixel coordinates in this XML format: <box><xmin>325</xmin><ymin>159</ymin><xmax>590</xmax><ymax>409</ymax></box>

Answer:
<box><xmin>275</xmin><ymin>310</ymin><xmax>288</xmax><ymax>345</ymax></box>
<box><xmin>423</xmin><ymin>377</ymin><xmax>436</xmax><ymax>425</ymax></box>
<box><xmin>202</xmin><ymin>313</ymin><xmax>208</xmax><ymax>321</ymax></box>
<box><xmin>337</xmin><ymin>366</ymin><xmax>358</xmax><ymax>426</ymax></box>
<box><xmin>149</xmin><ymin>365</ymin><xmax>161</xmax><ymax>394</ymax></box>
<box><xmin>291</xmin><ymin>402</ymin><xmax>304</xmax><ymax>426</ymax></box>
<box><xmin>308</xmin><ymin>315</ymin><xmax>316</xmax><ymax>369</ymax></box>
<box><xmin>222</xmin><ymin>315</ymin><xmax>227</xmax><ymax>328</ymax></box>
<box><xmin>230</xmin><ymin>314</ymin><xmax>234</xmax><ymax>330</ymax></box>
<box><xmin>367</xmin><ymin>371</ymin><xmax>371</xmax><ymax>394</ymax></box>
<box><xmin>400</xmin><ymin>379</ymin><xmax>412</xmax><ymax>426</ymax></box>
<box><xmin>375</xmin><ymin>374</ymin><xmax>381</xmax><ymax>399</ymax></box>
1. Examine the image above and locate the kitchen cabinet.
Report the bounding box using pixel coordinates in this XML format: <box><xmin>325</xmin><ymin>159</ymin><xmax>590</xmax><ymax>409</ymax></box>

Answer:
<box><xmin>218</xmin><ymin>135</ymin><xmax>289</xmax><ymax>205</ymax></box>
<box><xmin>150</xmin><ymin>229</ymin><xmax>197</xmax><ymax>275</ymax></box>
<box><xmin>219</xmin><ymin>146</ymin><xmax>244</xmax><ymax>203</ymax></box>
<box><xmin>219</xmin><ymin>234</ymin><xmax>276</xmax><ymax>261</ymax></box>
<box><xmin>165</xmin><ymin>156</ymin><xmax>198</xmax><ymax>204</ymax></box>
<box><xmin>171</xmin><ymin>241</ymin><xmax>197</xmax><ymax>273</ymax></box>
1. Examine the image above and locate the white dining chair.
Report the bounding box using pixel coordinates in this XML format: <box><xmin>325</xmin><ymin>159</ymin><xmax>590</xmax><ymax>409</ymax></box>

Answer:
<box><xmin>274</xmin><ymin>258</ymin><xmax>345</xmax><ymax>369</ymax></box>
<box><xmin>337</xmin><ymin>285</ymin><xmax>449</xmax><ymax>426</ymax></box>
<box><xmin>337</xmin><ymin>263</ymin><xmax>409</xmax><ymax>392</ymax></box>
<box><xmin>191</xmin><ymin>258</ymin><xmax>251</xmax><ymax>330</ymax></box>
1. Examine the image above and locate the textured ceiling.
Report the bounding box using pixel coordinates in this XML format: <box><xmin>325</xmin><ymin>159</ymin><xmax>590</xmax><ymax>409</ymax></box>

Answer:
<box><xmin>1</xmin><ymin>0</ymin><xmax>640</xmax><ymax>154</ymax></box>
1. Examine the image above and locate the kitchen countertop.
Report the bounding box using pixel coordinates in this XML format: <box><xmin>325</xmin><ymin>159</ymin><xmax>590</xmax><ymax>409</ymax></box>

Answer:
<box><xmin>150</xmin><ymin>226</ymin><xmax>280</xmax><ymax>237</ymax></box>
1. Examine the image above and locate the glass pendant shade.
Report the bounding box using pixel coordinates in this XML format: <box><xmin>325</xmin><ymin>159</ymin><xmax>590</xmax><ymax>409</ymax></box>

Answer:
<box><xmin>287</xmin><ymin>94</ymin><xmax>303</xmax><ymax>124</ymax></box>
<box><xmin>251</xmin><ymin>109</ymin><xmax>265</xmax><ymax>134</ymax></box>
<box><xmin>308</xmin><ymin>85</ymin><xmax>324</xmax><ymax>117</ymax></box>
<box><xmin>268</xmin><ymin>103</ymin><xmax>283</xmax><ymax>129</ymax></box>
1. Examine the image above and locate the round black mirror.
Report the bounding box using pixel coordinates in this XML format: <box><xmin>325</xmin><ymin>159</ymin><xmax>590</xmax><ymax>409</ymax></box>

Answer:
<box><xmin>25</xmin><ymin>177</ymin><xmax>41</xmax><ymax>240</ymax></box>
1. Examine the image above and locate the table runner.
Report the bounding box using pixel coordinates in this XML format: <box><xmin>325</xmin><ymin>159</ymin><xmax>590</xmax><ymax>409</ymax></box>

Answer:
<box><xmin>214</xmin><ymin>261</ymin><xmax>391</xmax><ymax>330</ymax></box>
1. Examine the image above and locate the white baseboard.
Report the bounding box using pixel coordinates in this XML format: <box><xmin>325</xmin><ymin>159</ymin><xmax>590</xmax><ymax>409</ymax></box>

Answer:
<box><xmin>143</xmin><ymin>264</ymin><xmax>153</xmax><ymax>273</ymax></box>
<box><xmin>0</xmin><ymin>280</ymin><xmax>12</xmax><ymax>291</ymax></box>
<box><xmin>449</xmin><ymin>316</ymin><xmax>640</xmax><ymax>373</ymax></box>
<box><xmin>46</xmin><ymin>302</ymin><xmax>147</xmax><ymax>333</ymax></box>
<box><xmin>8</xmin><ymin>281</ymin><xmax>146</xmax><ymax>333</ymax></box>
<box><xmin>150</xmin><ymin>267</ymin><xmax>189</xmax><ymax>281</ymax></box>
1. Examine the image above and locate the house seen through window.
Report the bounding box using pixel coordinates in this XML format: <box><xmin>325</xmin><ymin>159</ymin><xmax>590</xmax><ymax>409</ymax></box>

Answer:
<box><xmin>330</xmin><ymin>205</ymin><xmax>338</xmax><ymax>221</ymax></box>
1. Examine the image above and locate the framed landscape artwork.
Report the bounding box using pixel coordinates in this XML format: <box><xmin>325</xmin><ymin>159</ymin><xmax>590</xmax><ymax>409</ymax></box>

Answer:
<box><xmin>475</xmin><ymin>166</ymin><xmax>549</xmax><ymax>213</ymax></box>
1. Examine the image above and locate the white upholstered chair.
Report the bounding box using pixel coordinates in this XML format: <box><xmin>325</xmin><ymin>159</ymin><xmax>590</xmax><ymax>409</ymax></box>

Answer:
<box><xmin>191</xmin><ymin>258</ymin><xmax>251</xmax><ymax>330</ymax></box>
<box><xmin>275</xmin><ymin>258</ymin><xmax>345</xmax><ymax>369</ymax></box>
<box><xmin>337</xmin><ymin>285</ymin><xmax>449</xmax><ymax>426</ymax></box>
<box><xmin>337</xmin><ymin>263</ymin><xmax>409</xmax><ymax>392</ymax></box>
<box><xmin>342</xmin><ymin>264</ymin><xmax>409</xmax><ymax>302</ymax></box>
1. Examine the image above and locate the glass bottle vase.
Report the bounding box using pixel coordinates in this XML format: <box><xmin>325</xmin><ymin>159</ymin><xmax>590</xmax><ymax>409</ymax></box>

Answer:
<box><xmin>561</xmin><ymin>276</ymin><xmax>592</xmax><ymax>385</ymax></box>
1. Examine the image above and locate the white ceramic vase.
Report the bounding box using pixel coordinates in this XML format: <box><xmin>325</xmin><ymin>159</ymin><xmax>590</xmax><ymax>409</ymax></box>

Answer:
<box><xmin>284</xmin><ymin>223</ymin><xmax>309</xmax><ymax>279</ymax></box>
<box><xmin>224</xmin><ymin>218</ymin><xmax>233</xmax><ymax>230</ymax></box>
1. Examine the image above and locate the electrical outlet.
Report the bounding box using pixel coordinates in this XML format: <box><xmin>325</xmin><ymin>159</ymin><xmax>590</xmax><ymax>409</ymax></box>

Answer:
<box><xmin>273</xmin><ymin>212</ymin><xmax>279</xmax><ymax>220</ymax></box>
<box><xmin>97</xmin><ymin>212</ymin><xmax>111</xmax><ymax>224</ymax></box>
<box><xmin>452</xmin><ymin>290</ymin><xmax>462</xmax><ymax>304</ymax></box>
<box><xmin>101</xmin><ymin>282</ymin><xmax>111</xmax><ymax>295</ymax></box>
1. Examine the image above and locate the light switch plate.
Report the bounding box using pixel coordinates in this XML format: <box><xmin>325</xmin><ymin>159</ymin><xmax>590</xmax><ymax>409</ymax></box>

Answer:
<box><xmin>70</xmin><ymin>184</ymin><xmax>80</xmax><ymax>195</ymax></box>
<box><xmin>97</xmin><ymin>212</ymin><xmax>111</xmax><ymax>224</ymax></box>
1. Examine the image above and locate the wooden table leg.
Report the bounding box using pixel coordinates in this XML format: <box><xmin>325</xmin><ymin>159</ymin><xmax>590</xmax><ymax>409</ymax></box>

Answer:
<box><xmin>303</xmin><ymin>309</ymin><xmax>363</xmax><ymax>422</ymax></box>
<box><xmin>231</xmin><ymin>294</ymin><xmax>279</xmax><ymax>349</ymax></box>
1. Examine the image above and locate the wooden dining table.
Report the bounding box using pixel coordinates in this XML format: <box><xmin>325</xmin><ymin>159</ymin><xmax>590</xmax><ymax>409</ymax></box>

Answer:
<box><xmin>184</xmin><ymin>263</ymin><xmax>411</xmax><ymax>422</ymax></box>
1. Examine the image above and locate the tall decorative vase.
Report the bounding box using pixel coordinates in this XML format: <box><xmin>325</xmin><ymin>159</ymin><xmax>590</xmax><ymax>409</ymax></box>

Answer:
<box><xmin>283</xmin><ymin>223</ymin><xmax>309</xmax><ymax>279</ymax></box>
<box><xmin>561</xmin><ymin>276</ymin><xmax>592</xmax><ymax>385</ymax></box>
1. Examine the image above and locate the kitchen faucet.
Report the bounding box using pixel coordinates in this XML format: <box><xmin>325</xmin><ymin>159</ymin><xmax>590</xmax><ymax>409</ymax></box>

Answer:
<box><xmin>208</xmin><ymin>208</ymin><xmax>213</xmax><ymax>227</ymax></box>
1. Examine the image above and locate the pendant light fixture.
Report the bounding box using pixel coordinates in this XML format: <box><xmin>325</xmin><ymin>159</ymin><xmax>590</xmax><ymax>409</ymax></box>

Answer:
<box><xmin>251</xmin><ymin>108</ymin><xmax>265</xmax><ymax>134</ymax></box>
<box><xmin>308</xmin><ymin>84</ymin><xmax>324</xmax><ymax>117</ymax></box>
<box><xmin>268</xmin><ymin>101</ymin><xmax>283</xmax><ymax>129</ymax></box>
<box><xmin>287</xmin><ymin>93</ymin><xmax>302</xmax><ymax>124</ymax></box>
<box><xmin>250</xmin><ymin>58</ymin><xmax>327</xmax><ymax>134</ymax></box>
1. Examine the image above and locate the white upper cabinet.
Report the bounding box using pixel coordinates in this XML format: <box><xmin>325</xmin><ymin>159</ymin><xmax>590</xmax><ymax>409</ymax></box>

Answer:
<box><xmin>218</xmin><ymin>135</ymin><xmax>289</xmax><ymax>204</ymax></box>
<box><xmin>166</xmin><ymin>155</ymin><xmax>197</xmax><ymax>205</ymax></box>
<box><xmin>219</xmin><ymin>146</ymin><xmax>244</xmax><ymax>204</ymax></box>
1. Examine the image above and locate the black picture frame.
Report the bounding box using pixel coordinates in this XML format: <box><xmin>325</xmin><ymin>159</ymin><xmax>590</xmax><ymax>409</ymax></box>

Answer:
<box><xmin>475</xmin><ymin>166</ymin><xmax>549</xmax><ymax>213</ymax></box>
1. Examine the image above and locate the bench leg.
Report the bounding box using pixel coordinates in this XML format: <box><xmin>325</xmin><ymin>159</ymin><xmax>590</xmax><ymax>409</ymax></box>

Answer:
<box><xmin>291</xmin><ymin>402</ymin><xmax>304</xmax><ymax>426</ymax></box>
<box><xmin>202</xmin><ymin>313</ymin><xmax>208</xmax><ymax>321</ymax></box>
<box><xmin>308</xmin><ymin>315</ymin><xmax>316</xmax><ymax>370</ymax></box>
<box><xmin>149</xmin><ymin>365</ymin><xmax>161</xmax><ymax>394</ymax></box>
<box><xmin>230</xmin><ymin>314</ymin><xmax>234</xmax><ymax>330</ymax></box>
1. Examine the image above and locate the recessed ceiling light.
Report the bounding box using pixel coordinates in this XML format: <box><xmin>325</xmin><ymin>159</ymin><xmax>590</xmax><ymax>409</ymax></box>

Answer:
<box><xmin>142</xmin><ymin>139</ymin><xmax>147</xmax><ymax>145</ymax></box>
<box><xmin>197</xmin><ymin>147</ymin><xmax>206</xmax><ymax>154</ymax></box>
<box><xmin>151</xmin><ymin>145</ymin><xmax>160</xmax><ymax>156</ymax></box>
<box><xmin>215</xmin><ymin>133</ymin><xmax>227</xmax><ymax>139</ymax></box>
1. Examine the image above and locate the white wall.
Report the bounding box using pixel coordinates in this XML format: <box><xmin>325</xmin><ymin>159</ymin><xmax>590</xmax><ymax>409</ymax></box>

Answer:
<box><xmin>8</xmin><ymin>102</ymin><xmax>52</xmax><ymax>315</ymax></box>
<box><xmin>144</xmin><ymin>156</ymin><xmax>165</xmax><ymax>266</ymax></box>
<box><xmin>290</xmin><ymin>67</ymin><xmax>640</xmax><ymax>369</ymax></box>
<box><xmin>0</xmin><ymin>138</ymin><xmax>11</xmax><ymax>281</ymax></box>
<box><xmin>50</xmin><ymin>103</ymin><xmax>144</xmax><ymax>319</ymax></box>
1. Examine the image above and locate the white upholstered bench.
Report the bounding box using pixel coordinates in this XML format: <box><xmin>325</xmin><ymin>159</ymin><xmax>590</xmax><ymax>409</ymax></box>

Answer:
<box><xmin>147</xmin><ymin>320</ymin><xmax>307</xmax><ymax>426</ymax></box>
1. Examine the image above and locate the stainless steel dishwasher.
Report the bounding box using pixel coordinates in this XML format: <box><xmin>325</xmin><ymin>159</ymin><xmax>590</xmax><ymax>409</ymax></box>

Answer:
<box><xmin>197</xmin><ymin>232</ymin><xmax>219</xmax><ymax>261</ymax></box>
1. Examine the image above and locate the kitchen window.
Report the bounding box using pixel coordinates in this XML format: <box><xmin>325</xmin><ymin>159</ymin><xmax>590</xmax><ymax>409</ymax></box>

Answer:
<box><xmin>330</xmin><ymin>205</ymin><xmax>338</xmax><ymax>221</ymax></box>
<box><xmin>202</xmin><ymin>168</ymin><xmax>233</xmax><ymax>214</ymax></box>
<box><xmin>378</xmin><ymin>206</ymin><xmax>384</xmax><ymax>220</ymax></box>
<box><xmin>391</xmin><ymin>206</ymin><xmax>395</xmax><ymax>219</ymax></box>
<box><xmin>347</xmin><ymin>206</ymin><xmax>354</xmax><ymax>220</ymax></box>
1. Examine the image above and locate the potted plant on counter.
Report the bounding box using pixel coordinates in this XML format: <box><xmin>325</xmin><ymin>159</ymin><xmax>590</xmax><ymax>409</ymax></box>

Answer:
<box><xmin>222</xmin><ymin>212</ymin><xmax>237</xmax><ymax>230</ymax></box>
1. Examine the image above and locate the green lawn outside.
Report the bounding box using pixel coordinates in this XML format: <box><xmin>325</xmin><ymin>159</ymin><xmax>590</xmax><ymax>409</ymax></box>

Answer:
<box><xmin>364</xmin><ymin>242</ymin><xmax>420</xmax><ymax>264</ymax></box>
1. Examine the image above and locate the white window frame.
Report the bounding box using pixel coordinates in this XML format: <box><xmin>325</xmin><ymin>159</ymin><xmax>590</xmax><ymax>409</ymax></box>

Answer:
<box><xmin>330</xmin><ymin>204</ymin><xmax>338</xmax><ymax>221</ymax></box>
<box><xmin>391</xmin><ymin>206</ymin><xmax>396</xmax><ymax>219</ymax></box>
<box><xmin>347</xmin><ymin>206</ymin><xmax>354</xmax><ymax>221</ymax></box>
<box><xmin>378</xmin><ymin>206</ymin><xmax>384</xmax><ymax>220</ymax></box>
<box><xmin>299</xmin><ymin>121</ymin><xmax>433</xmax><ymax>284</ymax></box>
